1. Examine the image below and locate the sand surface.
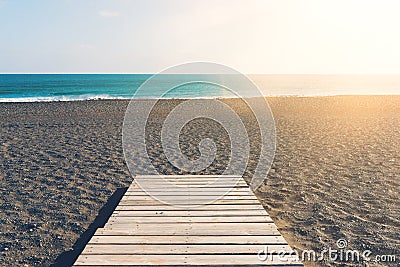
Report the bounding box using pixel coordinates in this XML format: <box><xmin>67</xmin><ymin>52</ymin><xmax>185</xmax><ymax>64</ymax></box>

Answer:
<box><xmin>0</xmin><ymin>96</ymin><xmax>399</xmax><ymax>266</ymax></box>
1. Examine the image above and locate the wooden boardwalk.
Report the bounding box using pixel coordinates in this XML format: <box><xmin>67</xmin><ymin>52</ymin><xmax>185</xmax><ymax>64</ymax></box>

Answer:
<box><xmin>73</xmin><ymin>175</ymin><xmax>303</xmax><ymax>266</ymax></box>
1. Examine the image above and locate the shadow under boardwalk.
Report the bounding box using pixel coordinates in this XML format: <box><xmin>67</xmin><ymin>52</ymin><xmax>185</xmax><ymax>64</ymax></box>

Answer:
<box><xmin>51</xmin><ymin>187</ymin><xmax>128</xmax><ymax>267</ymax></box>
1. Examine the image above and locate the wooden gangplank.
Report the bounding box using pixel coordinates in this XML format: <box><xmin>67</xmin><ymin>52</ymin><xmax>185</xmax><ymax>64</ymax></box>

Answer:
<box><xmin>73</xmin><ymin>175</ymin><xmax>303</xmax><ymax>266</ymax></box>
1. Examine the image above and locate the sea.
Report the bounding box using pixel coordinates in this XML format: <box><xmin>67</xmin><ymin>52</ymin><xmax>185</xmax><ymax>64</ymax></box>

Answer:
<box><xmin>0</xmin><ymin>74</ymin><xmax>399</xmax><ymax>102</ymax></box>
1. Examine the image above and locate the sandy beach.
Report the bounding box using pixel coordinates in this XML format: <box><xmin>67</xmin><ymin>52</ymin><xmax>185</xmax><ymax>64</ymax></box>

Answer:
<box><xmin>0</xmin><ymin>96</ymin><xmax>399</xmax><ymax>266</ymax></box>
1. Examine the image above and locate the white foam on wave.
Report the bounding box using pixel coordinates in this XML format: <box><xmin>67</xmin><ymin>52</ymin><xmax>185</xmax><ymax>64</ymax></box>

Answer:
<box><xmin>0</xmin><ymin>94</ymin><xmax>131</xmax><ymax>103</ymax></box>
<box><xmin>1</xmin><ymin>92</ymin><xmax>375</xmax><ymax>102</ymax></box>
<box><xmin>0</xmin><ymin>94</ymin><xmax>241</xmax><ymax>102</ymax></box>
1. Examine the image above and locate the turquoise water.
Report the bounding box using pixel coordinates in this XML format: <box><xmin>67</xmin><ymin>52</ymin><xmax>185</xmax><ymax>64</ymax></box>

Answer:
<box><xmin>0</xmin><ymin>74</ymin><xmax>236</xmax><ymax>101</ymax></box>
<box><xmin>1</xmin><ymin>74</ymin><xmax>399</xmax><ymax>102</ymax></box>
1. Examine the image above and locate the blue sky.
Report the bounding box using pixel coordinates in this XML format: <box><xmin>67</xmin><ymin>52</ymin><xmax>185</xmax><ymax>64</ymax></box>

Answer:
<box><xmin>1</xmin><ymin>0</ymin><xmax>400</xmax><ymax>73</ymax></box>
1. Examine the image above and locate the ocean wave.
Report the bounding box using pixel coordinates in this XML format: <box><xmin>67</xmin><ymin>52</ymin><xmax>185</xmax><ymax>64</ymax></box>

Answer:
<box><xmin>1</xmin><ymin>93</ymin><xmax>391</xmax><ymax>102</ymax></box>
<box><xmin>0</xmin><ymin>94</ymin><xmax>131</xmax><ymax>102</ymax></box>
<box><xmin>0</xmin><ymin>94</ymin><xmax>243</xmax><ymax>102</ymax></box>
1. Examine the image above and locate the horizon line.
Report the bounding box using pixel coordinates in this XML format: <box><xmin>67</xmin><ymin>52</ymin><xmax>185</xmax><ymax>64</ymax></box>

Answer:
<box><xmin>2</xmin><ymin>73</ymin><xmax>400</xmax><ymax>75</ymax></box>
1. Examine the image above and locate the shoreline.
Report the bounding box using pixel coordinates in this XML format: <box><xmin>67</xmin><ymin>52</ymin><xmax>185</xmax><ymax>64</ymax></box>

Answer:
<box><xmin>1</xmin><ymin>94</ymin><xmax>400</xmax><ymax>103</ymax></box>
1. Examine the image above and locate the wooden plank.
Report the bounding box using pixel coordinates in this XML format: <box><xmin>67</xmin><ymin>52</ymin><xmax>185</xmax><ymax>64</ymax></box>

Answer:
<box><xmin>126</xmin><ymin>188</ymin><xmax>254</xmax><ymax>193</ymax></box>
<box><xmin>124</xmin><ymin>193</ymin><xmax>254</xmax><ymax>197</ymax></box>
<box><xmin>133</xmin><ymin>182</ymin><xmax>247</xmax><ymax>186</ymax></box>
<box><xmin>122</xmin><ymin>195</ymin><xmax>258</xmax><ymax>199</ymax></box>
<box><xmin>125</xmin><ymin>191</ymin><xmax>254</xmax><ymax>196</ymax></box>
<box><xmin>127</xmin><ymin>186</ymin><xmax>252</xmax><ymax>191</ymax></box>
<box><xmin>126</xmin><ymin>185</ymin><xmax>249</xmax><ymax>189</ymax></box>
<box><xmin>121</xmin><ymin>195</ymin><xmax>258</xmax><ymax>201</ymax></box>
<box><xmin>133</xmin><ymin>181</ymin><xmax>247</xmax><ymax>186</ymax></box>
<box><xmin>130</xmin><ymin>177</ymin><xmax>244</xmax><ymax>182</ymax></box>
<box><xmin>73</xmin><ymin>254</ymin><xmax>302</xmax><ymax>266</ymax></box>
<box><xmin>90</xmin><ymin>233</ymin><xmax>288</xmax><ymax>244</ymax></box>
<box><xmin>118</xmin><ymin>199</ymin><xmax>261</xmax><ymax>205</ymax></box>
<box><xmin>111</xmin><ymin>210</ymin><xmax>268</xmax><ymax>216</ymax></box>
<box><xmin>115</xmin><ymin>204</ymin><xmax>266</xmax><ymax>211</ymax></box>
<box><xmin>100</xmin><ymin>224</ymin><xmax>280</xmax><ymax>235</ymax></box>
<box><xmin>134</xmin><ymin>175</ymin><xmax>242</xmax><ymax>179</ymax></box>
<box><xmin>106</xmin><ymin>216</ymin><xmax>273</xmax><ymax>223</ymax></box>
<box><xmin>130</xmin><ymin>182</ymin><xmax>247</xmax><ymax>186</ymax></box>
<box><xmin>81</xmin><ymin>244</ymin><xmax>292</xmax><ymax>255</ymax></box>
<box><xmin>133</xmin><ymin>178</ymin><xmax>246</xmax><ymax>182</ymax></box>
<box><xmin>134</xmin><ymin>175</ymin><xmax>242</xmax><ymax>178</ymax></box>
<box><xmin>98</xmin><ymin>227</ymin><xmax>280</xmax><ymax>236</ymax></box>
<box><xmin>132</xmin><ymin>182</ymin><xmax>248</xmax><ymax>186</ymax></box>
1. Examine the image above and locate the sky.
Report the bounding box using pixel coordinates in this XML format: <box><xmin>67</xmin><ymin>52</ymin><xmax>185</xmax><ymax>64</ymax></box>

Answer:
<box><xmin>1</xmin><ymin>0</ymin><xmax>400</xmax><ymax>74</ymax></box>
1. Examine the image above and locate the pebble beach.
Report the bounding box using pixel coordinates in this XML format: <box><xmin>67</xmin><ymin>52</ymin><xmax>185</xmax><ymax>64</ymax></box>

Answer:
<box><xmin>0</xmin><ymin>96</ymin><xmax>399</xmax><ymax>266</ymax></box>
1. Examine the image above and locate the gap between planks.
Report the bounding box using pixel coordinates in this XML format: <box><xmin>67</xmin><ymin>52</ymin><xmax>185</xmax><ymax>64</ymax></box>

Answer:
<box><xmin>73</xmin><ymin>175</ymin><xmax>302</xmax><ymax>266</ymax></box>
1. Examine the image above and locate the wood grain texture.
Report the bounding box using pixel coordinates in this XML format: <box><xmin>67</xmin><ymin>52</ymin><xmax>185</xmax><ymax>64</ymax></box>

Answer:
<box><xmin>73</xmin><ymin>176</ymin><xmax>302</xmax><ymax>266</ymax></box>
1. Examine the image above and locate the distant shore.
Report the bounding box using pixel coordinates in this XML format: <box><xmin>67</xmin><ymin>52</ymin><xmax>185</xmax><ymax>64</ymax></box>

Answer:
<box><xmin>0</xmin><ymin>95</ymin><xmax>399</xmax><ymax>266</ymax></box>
